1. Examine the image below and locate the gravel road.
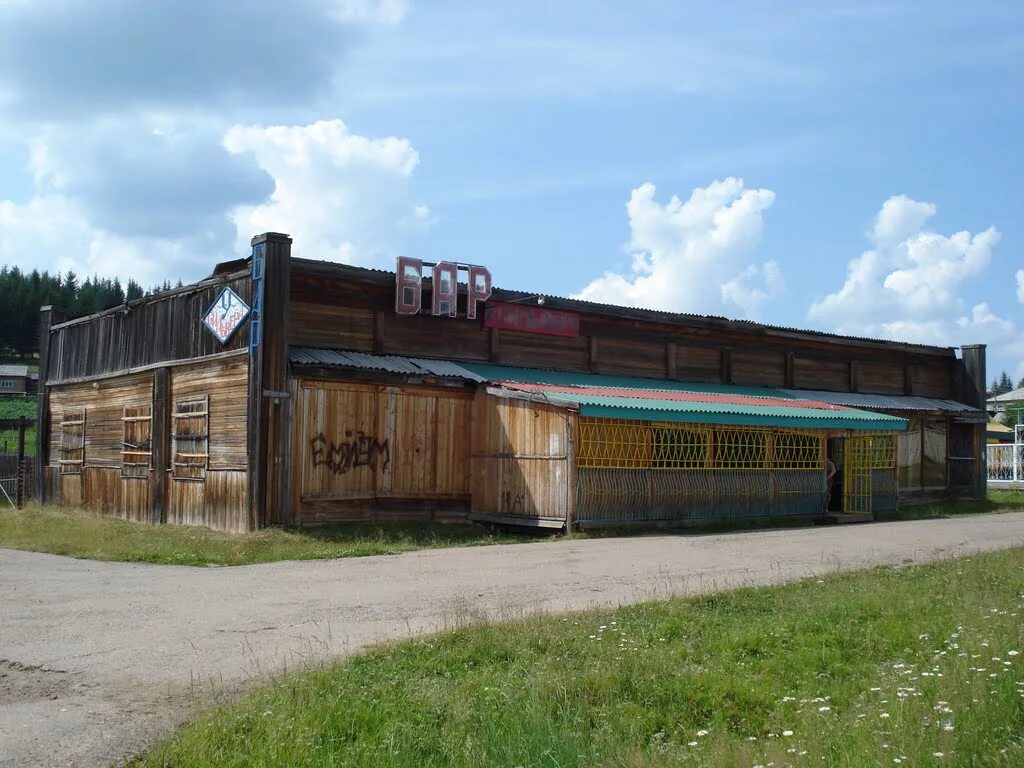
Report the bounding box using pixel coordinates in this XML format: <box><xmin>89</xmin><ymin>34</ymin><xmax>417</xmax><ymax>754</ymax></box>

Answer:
<box><xmin>4</xmin><ymin>513</ymin><xmax>1024</xmax><ymax>767</ymax></box>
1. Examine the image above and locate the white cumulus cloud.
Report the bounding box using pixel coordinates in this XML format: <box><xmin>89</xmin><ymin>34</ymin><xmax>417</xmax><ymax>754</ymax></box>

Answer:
<box><xmin>809</xmin><ymin>194</ymin><xmax>1003</xmax><ymax>345</ymax></box>
<box><xmin>574</xmin><ymin>178</ymin><xmax>780</xmax><ymax>319</ymax></box>
<box><xmin>224</xmin><ymin>119</ymin><xmax>430</xmax><ymax>267</ymax></box>
<box><xmin>1017</xmin><ymin>269</ymin><xmax>1024</xmax><ymax>304</ymax></box>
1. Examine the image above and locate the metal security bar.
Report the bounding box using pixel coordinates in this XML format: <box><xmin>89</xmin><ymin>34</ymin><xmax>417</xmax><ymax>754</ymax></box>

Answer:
<box><xmin>573</xmin><ymin>418</ymin><xmax>830</xmax><ymax>525</ymax></box>
<box><xmin>576</xmin><ymin>418</ymin><xmax>825</xmax><ymax>471</ymax></box>
<box><xmin>844</xmin><ymin>433</ymin><xmax>898</xmax><ymax>515</ymax></box>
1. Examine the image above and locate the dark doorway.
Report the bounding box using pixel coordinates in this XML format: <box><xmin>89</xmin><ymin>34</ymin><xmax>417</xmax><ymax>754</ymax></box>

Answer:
<box><xmin>827</xmin><ymin>437</ymin><xmax>845</xmax><ymax>512</ymax></box>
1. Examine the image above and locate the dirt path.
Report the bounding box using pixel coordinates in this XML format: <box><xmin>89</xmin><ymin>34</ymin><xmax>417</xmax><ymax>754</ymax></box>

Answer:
<box><xmin>4</xmin><ymin>513</ymin><xmax>1024</xmax><ymax>767</ymax></box>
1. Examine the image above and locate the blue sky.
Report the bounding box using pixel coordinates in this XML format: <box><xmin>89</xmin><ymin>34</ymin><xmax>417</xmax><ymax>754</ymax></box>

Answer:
<box><xmin>0</xmin><ymin>0</ymin><xmax>1021</xmax><ymax>379</ymax></box>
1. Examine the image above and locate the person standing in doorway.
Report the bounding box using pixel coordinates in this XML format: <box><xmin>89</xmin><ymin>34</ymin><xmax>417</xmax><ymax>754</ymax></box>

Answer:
<box><xmin>825</xmin><ymin>456</ymin><xmax>837</xmax><ymax>511</ymax></box>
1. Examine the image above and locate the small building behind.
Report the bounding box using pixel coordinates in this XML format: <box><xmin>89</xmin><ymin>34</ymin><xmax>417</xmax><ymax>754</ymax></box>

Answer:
<box><xmin>0</xmin><ymin>364</ymin><xmax>30</xmax><ymax>394</ymax></box>
<box><xmin>34</xmin><ymin>234</ymin><xmax>990</xmax><ymax>532</ymax></box>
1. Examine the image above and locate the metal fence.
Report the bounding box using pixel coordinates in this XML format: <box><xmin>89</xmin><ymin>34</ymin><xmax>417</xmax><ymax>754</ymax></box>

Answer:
<box><xmin>988</xmin><ymin>442</ymin><xmax>1023</xmax><ymax>485</ymax></box>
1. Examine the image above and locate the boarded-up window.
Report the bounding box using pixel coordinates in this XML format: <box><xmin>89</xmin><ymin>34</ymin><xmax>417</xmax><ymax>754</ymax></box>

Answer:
<box><xmin>172</xmin><ymin>396</ymin><xmax>209</xmax><ymax>481</ymax></box>
<box><xmin>60</xmin><ymin>407</ymin><xmax>85</xmax><ymax>474</ymax></box>
<box><xmin>121</xmin><ymin>404</ymin><xmax>152</xmax><ymax>478</ymax></box>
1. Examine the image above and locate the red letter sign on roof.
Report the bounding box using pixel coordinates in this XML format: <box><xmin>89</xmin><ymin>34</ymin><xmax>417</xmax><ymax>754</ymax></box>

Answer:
<box><xmin>432</xmin><ymin>261</ymin><xmax>458</xmax><ymax>318</ymax></box>
<box><xmin>395</xmin><ymin>257</ymin><xmax>423</xmax><ymax>315</ymax></box>
<box><xmin>466</xmin><ymin>265</ymin><xmax>492</xmax><ymax>320</ymax></box>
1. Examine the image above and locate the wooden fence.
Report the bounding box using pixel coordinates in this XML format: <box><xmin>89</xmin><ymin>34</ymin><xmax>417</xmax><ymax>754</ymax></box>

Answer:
<box><xmin>0</xmin><ymin>417</ymin><xmax>35</xmax><ymax>508</ymax></box>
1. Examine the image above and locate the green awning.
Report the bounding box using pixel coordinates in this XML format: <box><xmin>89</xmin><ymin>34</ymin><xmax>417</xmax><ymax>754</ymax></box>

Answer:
<box><xmin>463</xmin><ymin>363</ymin><xmax>907</xmax><ymax>432</ymax></box>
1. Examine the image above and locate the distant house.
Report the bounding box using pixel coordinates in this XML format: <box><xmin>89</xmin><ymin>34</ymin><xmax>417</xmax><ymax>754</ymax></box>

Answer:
<box><xmin>988</xmin><ymin>387</ymin><xmax>1024</xmax><ymax>425</ymax></box>
<box><xmin>0</xmin><ymin>365</ymin><xmax>29</xmax><ymax>394</ymax></box>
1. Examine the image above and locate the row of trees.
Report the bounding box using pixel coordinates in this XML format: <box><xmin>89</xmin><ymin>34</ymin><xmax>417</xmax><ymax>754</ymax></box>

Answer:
<box><xmin>990</xmin><ymin>371</ymin><xmax>1024</xmax><ymax>397</ymax></box>
<box><xmin>0</xmin><ymin>266</ymin><xmax>182</xmax><ymax>358</ymax></box>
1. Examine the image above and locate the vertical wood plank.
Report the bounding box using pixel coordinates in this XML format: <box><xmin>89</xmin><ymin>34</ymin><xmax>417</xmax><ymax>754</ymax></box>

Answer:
<box><xmin>785</xmin><ymin>352</ymin><xmax>795</xmax><ymax>388</ymax></box>
<box><xmin>150</xmin><ymin>368</ymin><xmax>169</xmax><ymax>524</ymax></box>
<box><xmin>35</xmin><ymin>305</ymin><xmax>62</xmax><ymax>502</ymax></box>
<box><xmin>588</xmin><ymin>337</ymin><xmax>599</xmax><ymax>373</ymax></box>
<box><xmin>720</xmin><ymin>349</ymin><xmax>732</xmax><ymax>384</ymax></box>
<box><xmin>665</xmin><ymin>342</ymin><xmax>677</xmax><ymax>380</ymax></box>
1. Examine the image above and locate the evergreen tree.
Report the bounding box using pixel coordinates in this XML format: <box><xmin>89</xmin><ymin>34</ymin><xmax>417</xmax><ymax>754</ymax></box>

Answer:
<box><xmin>0</xmin><ymin>264</ymin><xmax>184</xmax><ymax>358</ymax></box>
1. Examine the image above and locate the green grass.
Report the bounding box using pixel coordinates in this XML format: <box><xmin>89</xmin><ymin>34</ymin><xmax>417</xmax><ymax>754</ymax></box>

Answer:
<box><xmin>136</xmin><ymin>548</ymin><xmax>1024</xmax><ymax>768</ymax></box>
<box><xmin>1</xmin><ymin>492</ymin><xmax>1020</xmax><ymax>567</ymax></box>
<box><xmin>0</xmin><ymin>395</ymin><xmax>36</xmax><ymax>454</ymax></box>
<box><xmin>0</xmin><ymin>505</ymin><xmax>538</xmax><ymax>566</ymax></box>
<box><xmin>875</xmin><ymin>489</ymin><xmax>1024</xmax><ymax>521</ymax></box>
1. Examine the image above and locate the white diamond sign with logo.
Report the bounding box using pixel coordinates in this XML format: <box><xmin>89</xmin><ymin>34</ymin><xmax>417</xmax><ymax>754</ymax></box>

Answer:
<box><xmin>203</xmin><ymin>287</ymin><xmax>250</xmax><ymax>344</ymax></box>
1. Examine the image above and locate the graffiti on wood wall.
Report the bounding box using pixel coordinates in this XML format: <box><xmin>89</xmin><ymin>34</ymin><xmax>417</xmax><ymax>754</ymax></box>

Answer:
<box><xmin>310</xmin><ymin>431</ymin><xmax>391</xmax><ymax>474</ymax></box>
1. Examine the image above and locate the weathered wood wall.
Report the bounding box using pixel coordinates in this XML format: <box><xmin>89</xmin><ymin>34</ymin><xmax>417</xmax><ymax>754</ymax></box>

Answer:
<box><xmin>45</xmin><ymin>271</ymin><xmax>251</xmax><ymax>383</ymax></box>
<box><xmin>44</xmin><ymin>357</ymin><xmax>250</xmax><ymax>532</ymax></box>
<box><xmin>288</xmin><ymin>264</ymin><xmax>960</xmax><ymax>400</ymax></box>
<box><xmin>291</xmin><ymin>380</ymin><xmax>472</xmax><ymax>523</ymax></box>
<box><xmin>48</xmin><ymin>373</ymin><xmax>154</xmax><ymax>523</ymax></box>
<box><xmin>165</xmin><ymin>358</ymin><xmax>250</xmax><ymax>532</ymax></box>
<box><xmin>469</xmin><ymin>392</ymin><xmax>572</xmax><ymax>525</ymax></box>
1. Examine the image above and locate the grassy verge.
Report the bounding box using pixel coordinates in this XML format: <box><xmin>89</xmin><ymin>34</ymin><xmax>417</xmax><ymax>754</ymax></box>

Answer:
<box><xmin>2</xmin><ymin>492</ymin><xmax>1021</xmax><ymax>567</ymax></box>
<box><xmin>875</xmin><ymin>489</ymin><xmax>1024</xmax><ymax>521</ymax></box>
<box><xmin>137</xmin><ymin>548</ymin><xmax>1024</xmax><ymax>767</ymax></box>
<box><xmin>0</xmin><ymin>505</ymin><xmax>536</xmax><ymax>566</ymax></box>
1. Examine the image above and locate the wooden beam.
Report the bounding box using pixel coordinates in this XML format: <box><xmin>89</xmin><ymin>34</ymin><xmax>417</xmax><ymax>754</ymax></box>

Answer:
<box><xmin>150</xmin><ymin>367</ymin><xmax>169</xmax><ymax>525</ymax></box>
<box><xmin>34</xmin><ymin>305</ymin><xmax>62</xmax><ymax>503</ymax></box>
<box><xmin>904</xmin><ymin>364</ymin><xmax>914</xmax><ymax>395</ymax></box>
<box><xmin>665</xmin><ymin>342</ymin><xmax>677</xmax><ymax>379</ymax></box>
<box><xmin>489</xmin><ymin>327</ymin><xmax>501</xmax><ymax>363</ymax></box>
<box><xmin>784</xmin><ymin>352</ymin><xmax>795</xmax><ymax>389</ymax></box>
<box><xmin>849</xmin><ymin>360</ymin><xmax>860</xmax><ymax>393</ymax></box>
<box><xmin>588</xmin><ymin>337</ymin><xmax>599</xmax><ymax>373</ymax></box>
<box><xmin>248</xmin><ymin>232</ymin><xmax>293</xmax><ymax>530</ymax></box>
<box><xmin>720</xmin><ymin>348</ymin><xmax>732</xmax><ymax>384</ymax></box>
<box><xmin>373</xmin><ymin>310</ymin><xmax>385</xmax><ymax>354</ymax></box>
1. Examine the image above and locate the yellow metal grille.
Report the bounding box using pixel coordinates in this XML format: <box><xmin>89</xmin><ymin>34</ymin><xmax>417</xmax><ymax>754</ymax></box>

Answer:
<box><xmin>844</xmin><ymin>433</ymin><xmax>898</xmax><ymax>515</ymax></box>
<box><xmin>576</xmin><ymin>418</ymin><xmax>825</xmax><ymax>471</ymax></box>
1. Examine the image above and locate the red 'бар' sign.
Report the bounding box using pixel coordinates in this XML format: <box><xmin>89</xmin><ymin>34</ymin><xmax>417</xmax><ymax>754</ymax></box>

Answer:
<box><xmin>394</xmin><ymin>257</ymin><xmax>492</xmax><ymax>319</ymax></box>
<box><xmin>483</xmin><ymin>302</ymin><xmax>580</xmax><ymax>338</ymax></box>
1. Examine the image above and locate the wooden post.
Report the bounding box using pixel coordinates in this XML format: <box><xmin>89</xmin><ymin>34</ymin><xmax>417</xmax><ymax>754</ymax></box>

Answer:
<box><xmin>565</xmin><ymin>410</ymin><xmax>577</xmax><ymax>534</ymax></box>
<box><xmin>373</xmin><ymin>310</ymin><xmax>385</xmax><ymax>354</ymax></box>
<box><xmin>588</xmin><ymin>337</ymin><xmax>599</xmax><ymax>373</ymax></box>
<box><xmin>489</xmin><ymin>328</ymin><xmax>500</xmax><ymax>363</ymax></box>
<box><xmin>665</xmin><ymin>342</ymin><xmax>677</xmax><ymax>380</ymax></box>
<box><xmin>720</xmin><ymin>348</ymin><xmax>732</xmax><ymax>384</ymax></box>
<box><xmin>150</xmin><ymin>367</ymin><xmax>169</xmax><ymax>524</ymax></box>
<box><xmin>15</xmin><ymin>416</ymin><xmax>25</xmax><ymax>509</ymax></box>
<box><xmin>247</xmin><ymin>232</ymin><xmax>292</xmax><ymax>529</ymax></box>
<box><xmin>35</xmin><ymin>305</ymin><xmax>62</xmax><ymax>503</ymax></box>
<box><xmin>849</xmin><ymin>361</ymin><xmax>860</xmax><ymax>393</ymax></box>
<box><xmin>960</xmin><ymin>344</ymin><xmax>987</xmax><ymax>500</ymax></box>
<box><xmin>903</xmin><ymin>364</ymin><xmax>914</xmax><ymax>395</ymax></box>
<box><xmin>784</xmin><ymin>352</ymin><xmax>795</xmax><ymax>389</ymax></box>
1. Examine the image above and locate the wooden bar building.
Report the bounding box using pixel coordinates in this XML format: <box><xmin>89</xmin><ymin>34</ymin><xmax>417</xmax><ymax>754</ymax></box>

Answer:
<box><xmin>35</xmin><ymin>233</ymin><xmax>989</xmax><ymax>532</ymax></box>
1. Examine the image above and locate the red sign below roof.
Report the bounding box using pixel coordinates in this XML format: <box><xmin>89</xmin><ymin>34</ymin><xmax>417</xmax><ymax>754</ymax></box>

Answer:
<box><xmin>484</xmin><ymin>302</ymin><xmax>580</xmax><ymax>338</ymax></box>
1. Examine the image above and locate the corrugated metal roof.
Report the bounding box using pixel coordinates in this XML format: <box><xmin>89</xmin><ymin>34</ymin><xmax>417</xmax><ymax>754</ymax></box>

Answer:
<box><xmin>0</xmin><ymin>365</ymin><xmax>28</xmax><ymax>377</ymax></box>
<box><xmin>989</xmin><ymin>387</ymin><xmax>1024</xmax><ymax>404</ymax></box>
<box><xmin>290</xmin><ymin>347</ymin><xmax>484</xmax><ymax>381</ymax></box>
<box><xmin>289</xmin><ymin>352</ymin><xmax>911</xmax><ymax>429</ymax></box>
<box><xmin>491</xmin><ymin>382</ymin><xmax>906</xmax><ymax>431</ymax></box>
<box><xmin>461</xmin><ymin>363</ymin><xmax>787</xmax><ymax>397</ymax></box>
<box><xmin>780</xmin><ymin>389</ymin><xmax>979</xmax><ymax>414</ymax></box>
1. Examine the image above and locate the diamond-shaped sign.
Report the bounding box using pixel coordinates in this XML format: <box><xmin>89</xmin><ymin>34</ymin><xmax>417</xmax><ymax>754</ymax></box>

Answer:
<box><xmin>203</xmin><ymin>287</ymin><xmax>250</xmax><ymax>344</ymax></box>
